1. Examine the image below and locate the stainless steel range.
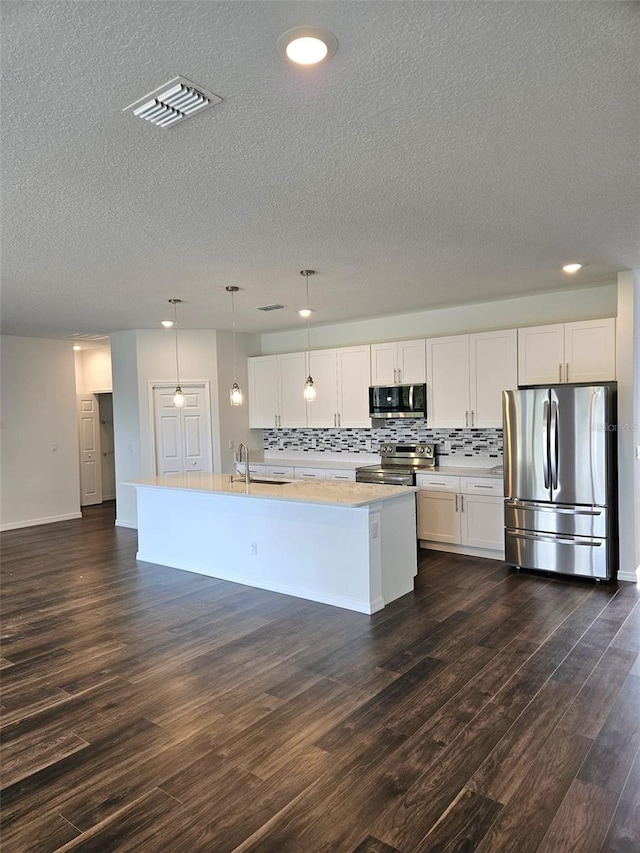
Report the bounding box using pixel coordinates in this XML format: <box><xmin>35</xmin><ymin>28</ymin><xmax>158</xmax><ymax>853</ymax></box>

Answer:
<box><xmin>355</xmin><ymin>443</ymin><xmax>435</xmax><ymax>485</ymax></box>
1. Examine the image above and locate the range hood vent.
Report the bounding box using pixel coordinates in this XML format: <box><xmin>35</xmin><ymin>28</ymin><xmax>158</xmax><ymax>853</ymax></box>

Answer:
<box><xmin>257</xmin><ymin>304</ymin><xmax>286</xmax><ymax>312</ymax></box>
<box><xmin>123</xmin><ymin>76</ymin><xmax>222</xmax><ymax>128</ymax></box>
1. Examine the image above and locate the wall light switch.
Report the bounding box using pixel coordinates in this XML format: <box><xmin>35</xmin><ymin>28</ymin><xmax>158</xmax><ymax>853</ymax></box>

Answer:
<box><xmin>228</xmin><ymin>440</ymin><xmax>235</xmax><ymax>450</ymax></box>
<box><xmin>636</xmin><ymin>445</ymin><xmax>640</xmax><ymax>461</ymax></box>
<box><xmin>51</xmin><ymin>442</ymin><xmax>58</xmax><ymax>451</ymax></box>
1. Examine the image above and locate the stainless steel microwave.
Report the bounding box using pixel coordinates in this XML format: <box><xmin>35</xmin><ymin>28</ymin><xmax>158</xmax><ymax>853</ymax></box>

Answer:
<box><xmin>369</xmin><ymin>384</ymin><xmax>427</xmax><ymax>419</ymax></box>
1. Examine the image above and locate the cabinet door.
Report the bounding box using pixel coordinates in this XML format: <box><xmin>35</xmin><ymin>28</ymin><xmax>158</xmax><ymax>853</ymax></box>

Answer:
<box><xmin>295</xmin><ymin>467</ymin><xmax>326</xmax><ymax>480</ymax></box>
<box><xmin>417</xmin><ymin>491</ymin><xmax>460</xmax><ymax>543</ymax></box>
<box><xmin>370</xmin><ymin>342</ymin><xmax>398</xmax><ymax>385</ymax></box>
<box><xmin>325</xmin><ymin>469</ymin><xmax>356</xmax><ymax>482</ymax></box>
<box><xmin>248</xmin><ymin>356</ymin><xmax>279</xmax><ymax>428</ymax></box>
<box><xmin>277</xmin><ymin>352</ymin><xmax>308</xmax><ymax>428</ymax></box>
<box><xmin>337</xmin><ymin>345</ymin><xmax>371</xmax><ymax>427</ymax></box>
<box><xmin>460</xmin><ymin>494</ymin><xmax>504</xmax><ymax>552</ymax></box>
<box><xmin>517</xmin><ymin>325</ymin><xmax>564</xmax><ymax>386</ymax></box>
<box><xmin>426</xmin><ymin>335</ymin><xmax>470</xmax><ymax>428</ymax></box>
<box><xmin>564</xmin><ymin>318</ymin><xmax>616</xmax><ymax>383</ymax></box>
<box><xmin>306</xmin><ymin>349</ymin><xmax>338</xmax><ymax>428</ymax></box>
<box><xmin>397</xmin><ymin>339</ymin><xmax>426</xmax><ymax>384</ymax></box>
<box><xmin>470</xmin><ymin>329</ymin><xmax>517</xmax><ymax>428</ymax></box>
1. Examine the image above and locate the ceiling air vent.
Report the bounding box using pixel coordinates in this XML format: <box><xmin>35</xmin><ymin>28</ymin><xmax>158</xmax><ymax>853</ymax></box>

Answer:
<box><xmin>123</xmin><ymin>76</ymin><xmax>222</xmax><ymax>128</ymax></box>
<box><xmin>257</xmin><ymin>304</ymin><xmax>286</xmax><ymax>312</ymax></box>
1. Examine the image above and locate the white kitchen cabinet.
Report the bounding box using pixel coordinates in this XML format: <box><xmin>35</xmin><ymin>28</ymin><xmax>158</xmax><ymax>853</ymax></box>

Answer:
<box><xmin>248</xmin><ymin>353</ymin><xmax>307</xmax><ymax>428</ymax></box>
<box><xmin>370</xmin><ymin>339</ymin><xmax>426</xmax><ymax>385</ymax></box>
<box><xmin>294</xmin><ymin>467</ymin><xmax>326</xmax><ymax>480</ymax></box>
<box><xmin>263</xmin><ymin>465</ymin><xmax>295</xmax><ymax>479</ymax></box>
<box><xmin>336</xmin><ymin>345</ymin><xmax>371</xmax><ymax>427</ymax></box>
<box><xmin>325</xmin><ymin>469</ymin><xmax>356</xmax><ymax>482</ymax></box>
<box><xmin>517</xmin><ymin>319</ymin><xmax>616</xmax><ymax>386</ymax></box>
<box><xmin>427</xmin><ymin>330</ymin><xmax>517</xmax><ymax>428</ymax></box>
<box><xmin>416</xmin><ymin>474</ymin><xmax>504</xmax><ymax>556</ymax></box>
<box><xmin>306</xmin><ymin>345</ymin><xmax>371</xmax><ymax>428</ymax></box>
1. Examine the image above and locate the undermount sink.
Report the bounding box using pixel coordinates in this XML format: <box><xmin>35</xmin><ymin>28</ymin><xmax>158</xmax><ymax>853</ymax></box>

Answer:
<box><xmin>248</xmin><ymin>477</ymin><xmax>292</xmax><ymax>486</ymax></box>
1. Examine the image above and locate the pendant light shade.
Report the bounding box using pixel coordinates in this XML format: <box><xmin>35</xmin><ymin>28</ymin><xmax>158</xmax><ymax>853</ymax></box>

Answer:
<box><xmin>168</xmin><ymin>298</ymin><xmax>185</xmax><ymax>408</ymax></box>
<box><xmin>226</xmin><ymin>286</ymin><xmax>243</xmax><ymax>406</ymax></box>
<box><xmin>301</xmin><ymin>270</ymin><xmax>316</xmax><ymax>403</ymax></box>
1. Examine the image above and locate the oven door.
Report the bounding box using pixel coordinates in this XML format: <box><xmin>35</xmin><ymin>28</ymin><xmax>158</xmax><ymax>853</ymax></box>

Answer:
<box><xmin>356</xmin><ymin>467</ymin><xmax>415</xmax><ymax>486</ymax></box>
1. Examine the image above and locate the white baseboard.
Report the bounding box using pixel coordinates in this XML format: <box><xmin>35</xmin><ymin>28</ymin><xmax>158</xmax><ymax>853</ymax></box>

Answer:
<box><xmin>116</xmin><ymin>518</ymin><xmax>138</xmax><ymax>529</ymax></box>
<box><xmin>1</xmin><ymin>512</ymin><xmax>82</xmax><ymax>532</ymax></box>
<box><xmin>617</xmin><ymin>570</ymin><xmax>638</xmax><ymax>584</ymax></box>
<box><xmin>136</xmin><ymin>550</ymin><xmax>382</xmax><ymax>614</ymax></box>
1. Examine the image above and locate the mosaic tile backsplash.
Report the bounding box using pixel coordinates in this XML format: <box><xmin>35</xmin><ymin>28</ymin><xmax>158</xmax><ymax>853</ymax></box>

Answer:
<box><xmin>263</xmin><ymin>420</ymin><xmax>503</xmax><ymax>461</ymax></box>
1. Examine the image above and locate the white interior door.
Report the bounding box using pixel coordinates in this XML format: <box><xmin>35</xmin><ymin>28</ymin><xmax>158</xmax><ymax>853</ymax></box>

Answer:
<box><xmin>153</xmin><ymin>385</ymin><xmax>212</xmax><ymax>475</ymax></box>
<box><xmin>77</xmin><ymin>394</ymin><xmax>102</xmax><ymax>506</ymax></box>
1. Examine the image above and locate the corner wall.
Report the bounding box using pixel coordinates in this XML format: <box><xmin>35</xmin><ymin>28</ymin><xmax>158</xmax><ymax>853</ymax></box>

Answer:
<box><xmin>0</xmin><ymin>335</ymin><xmax>81</xmax><ymax>529</ymax></box>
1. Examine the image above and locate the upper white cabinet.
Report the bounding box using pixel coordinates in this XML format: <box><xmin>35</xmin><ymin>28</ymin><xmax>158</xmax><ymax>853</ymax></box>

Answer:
<box><xmin>518</xmin><ymin>319</ymin><xmax>616</xmax><ymax>386</ymax></box>
<box><xmin>248</xmin><ymin>353</ymin><xmax>307</xmax><ymax>428</ymax></box>
<box><xmin>426</xmin><ymin>330</ymin><xmax>517</xmax><ymax>428</ymax></box>
<box><xmin>370</xmin><ymin>339</ymin><xmax>426</xmax><ymax>385</ymax></box>
<box><xmin>306</xmin><ymin>345</ymin><xmax>371</xmax><ymax>428</ymax></box>
<box><xmin>336</xmin><ymin>345</ymin><xmax>371</xmax><ymax>427</ymax></box>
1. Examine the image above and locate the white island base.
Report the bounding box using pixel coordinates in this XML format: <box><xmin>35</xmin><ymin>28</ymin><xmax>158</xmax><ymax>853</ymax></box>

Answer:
<box><xmin>132</xmin><ymin>475</ymin><xmax>418</xmax><ymax>614</ymax></box>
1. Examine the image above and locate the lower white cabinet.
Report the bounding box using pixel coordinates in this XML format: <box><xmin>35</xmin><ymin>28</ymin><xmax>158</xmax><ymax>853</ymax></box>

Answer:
<box><xmin>325</xmin><ymin>469</ymin><xmax>356</xmax><ymax>482</ymax></box>
<box><xmin>416</xmin><ymin>474</ymin><xmax>504</xmax><ymax>556</ymax></box>
<box><xmin>294</xmin><ymin>467</ymin><xmax>326</xmax><ymax>480</ymax></box>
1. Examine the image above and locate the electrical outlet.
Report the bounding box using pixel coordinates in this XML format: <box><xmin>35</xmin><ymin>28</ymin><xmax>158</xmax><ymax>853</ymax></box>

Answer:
<box><xmin>251</xmin><ymin>542</ymin><xmax>258</xmax><ymax>556</ymax></box>
<box><xmin>51</xmin><ymin>442</ymin><xmax>58</xmax><ymax>452</ymax></box>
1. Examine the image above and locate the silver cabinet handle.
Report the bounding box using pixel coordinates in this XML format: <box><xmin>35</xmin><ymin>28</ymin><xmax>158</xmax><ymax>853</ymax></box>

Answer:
<box><xmin>455</xmin><ymin>494</ymin><xmax>459</xmax><ymax>511</ymax></box>
<box><xmin>566</xmin><ymin>362</ymin><xmax>570</xmax><ymax>383</ymax></box>
<box><xmin>397</xmin><ymin>368</ymin><xmax>402</xmax><ymax>383</ymax></box>
<box><xmin>338</xmin><ymin>413</ymin><xmax>341</xmax><ymax>426</ymax></box>
<box><xmin>460</xmin><ymin>494</ymin><xmax>464</xmax><ymax>512</ymax></box>
<box><xmin>333</xmin><ymin>414</ymin><xmax>336</xmax><ymax>427</ymax></box>
<box><xmin>559</xmin><ymin>363</ymin><xmax>563</xmax><ymax>383</ymax></box>
<box><xmin>471</xmin><ymin>410</ymin><xmax>475</xmax><ymax>427</ymax></box>
<box><xmin>275</xmin><ymin>414</ymin><xmax>278</xmax><ymax>428</ymax></box>
<box><xmin>472</xmin><ymin>484</ymin><xmax>494</xmax><ymax>489</ymax></box>
<box><xmin>465</xmin><ymin>411</ymin><xmax>469</xmax><ymax>427</ymax></box>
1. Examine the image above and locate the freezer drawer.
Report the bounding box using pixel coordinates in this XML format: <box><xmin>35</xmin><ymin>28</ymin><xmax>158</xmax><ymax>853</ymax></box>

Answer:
<box><xmin>505</xmin><ymin>529</ymin><xmax>610</xmax><ymax>580</ymax></box>
<box><xmin>504</xmin><ymin>500</ymin><xmax>607</xmax><ymax>538</ymax></box>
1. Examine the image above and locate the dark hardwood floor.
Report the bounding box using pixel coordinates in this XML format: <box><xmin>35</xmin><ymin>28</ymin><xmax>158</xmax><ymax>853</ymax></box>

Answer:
<box><xmin>1</xmin><ymin>502</ymin><xmax>639</xmax><ymax>852</ymax></box>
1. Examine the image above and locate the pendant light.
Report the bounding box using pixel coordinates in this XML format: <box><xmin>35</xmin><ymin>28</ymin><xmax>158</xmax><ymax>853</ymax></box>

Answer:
<box><xmin>226</xmin><ymin>286</ymin><xmax>243</xmax><ymax>406</ymax></box>
<box><xmin>168</xmin><ymin>298</ymin><xmax>185</xmax><ymax>408</ymax></box>
<box><xmin>301</xmin><ymin>270</ymin><xmax>317</xmax><ymax>402</ymax></box>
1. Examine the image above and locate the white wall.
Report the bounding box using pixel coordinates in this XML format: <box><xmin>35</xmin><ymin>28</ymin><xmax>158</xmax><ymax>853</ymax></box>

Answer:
<box><xmin>111</xmin><ymin>329</ymin><xmax>258</xmax><ymax>528</ymax></box>
<box><xmin>260</xmin><ymin>284</ymin><xmax>617</xmax><ymax>354</ymax></box>
<box><xmin>616</xmin><ymin>271</ymin><xmax>640</xmax><ymax>583</ymax></box>
<box><xmin>1</xmin><ymin>335</ymin><xmax>81</xmax><ymax>529</ymax></box>
<box><xmin>76</xmin><ymin>346</ymin><xmax>112</xmax><ymax>392</ymax></box>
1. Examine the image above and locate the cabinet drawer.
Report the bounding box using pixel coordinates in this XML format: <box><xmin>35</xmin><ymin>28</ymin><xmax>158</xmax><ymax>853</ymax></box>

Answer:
<box><xmin>294</xmin><ymin>467</ymin><xmax>326</xmax><ymax>480</ymax></box>
<box><xmin>416</xmin><ymin>474</ymin><xmax>460</xmax><ymax>493</ymax></box>
<box><xmin>264</xmin><ymin>465</ymin><xmax>295</xmax><ymax>478</ymax></box>
<box><xmin>461</xmin><ymin>477</ymin><xmax>503</xmax><ymax>496</ymax></box>
<box><xmin>325</xmin><ymin>469</ymin><xmax>356</xmax><ymax>482</ymax></box>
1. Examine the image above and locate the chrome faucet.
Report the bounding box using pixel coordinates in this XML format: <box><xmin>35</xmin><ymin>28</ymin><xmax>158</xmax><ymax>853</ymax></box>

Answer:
<box><xmin>236</xmin><ymin>442</ymin><xmax>250</xmax><ymax>487</ymax></box>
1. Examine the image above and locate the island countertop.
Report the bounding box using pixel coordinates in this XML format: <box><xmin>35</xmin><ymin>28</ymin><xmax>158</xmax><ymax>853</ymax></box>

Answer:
<box><xmin>129</xmin><ymin>472</ymin><xmax>417</xmax><ymax>508</ymax></box>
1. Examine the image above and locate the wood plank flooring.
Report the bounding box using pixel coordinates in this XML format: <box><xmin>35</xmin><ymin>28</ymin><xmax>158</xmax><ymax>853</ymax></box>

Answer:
<box><xmin>1</xmin><ymin>502</ymin><xmax>639</xmax><ymax>852</ymax></box>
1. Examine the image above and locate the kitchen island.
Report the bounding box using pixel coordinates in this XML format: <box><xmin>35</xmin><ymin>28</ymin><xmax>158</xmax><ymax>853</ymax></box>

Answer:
<box><xmin>129</xmin><ymin>473</ymin><xmax>418</xmax><ymax>614</ymax></box>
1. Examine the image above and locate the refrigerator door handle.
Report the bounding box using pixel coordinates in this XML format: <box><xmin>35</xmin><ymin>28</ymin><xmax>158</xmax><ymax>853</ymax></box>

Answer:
<box><xmin>542</xmin><ymin>399</ymin><xmax>550</xmax><ymax>489</ymax></box>
<box><xmin>508</xmin><ymin>531</ymin><xmax>602</xmax><ymax>547</ymax></box>
<box><xmin>550</xmin><ymin>400</ymin><xmax>558</xmax><ymax>490</ymax></box>
<box><xmin>505</xmin><ymin>500</ymin><xmax>602</xmax><ymax>516</ymax></box>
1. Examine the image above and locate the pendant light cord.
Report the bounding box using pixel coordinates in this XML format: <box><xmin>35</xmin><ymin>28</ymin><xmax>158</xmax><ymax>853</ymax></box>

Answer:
<box><xmin>305</xmin><ymin>271</ymin><xmax>311</xmax><ymax>365</ymax></box>
<box><xmin>231</xmin><ymin>288</ymin><xmax>238</xmax><ymax>382</ymax></box>
<box><xmin>173</xmin><ymin>300</ymin><xmax>181</xmax><ymax>385</ymax></box>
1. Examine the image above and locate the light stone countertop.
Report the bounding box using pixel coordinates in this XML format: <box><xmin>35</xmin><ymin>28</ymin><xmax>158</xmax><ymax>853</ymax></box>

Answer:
<box><xmin>129</xmin><ymin>472</ymin><xmax>417</xmax><ymax>508</ymax></box>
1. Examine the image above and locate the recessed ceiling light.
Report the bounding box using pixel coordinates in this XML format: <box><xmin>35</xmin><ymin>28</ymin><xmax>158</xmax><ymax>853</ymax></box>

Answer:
<box><xmin>562</xmin><ymin>263</ymin><xmax>583</xmax><ymax>273</ymax></box>
<box><xmin>161</xmin><ymin>320</ymin><xmax>174</xmax><ymax>328</ymax></box>
<box><xmin>73</xmin><ymin>345</ymin><xmax>82</xmax><ymax>351</ymax></box>
<box><xmin>299</xmin><ymin>308</ymin><xmax>313</xmax><ymax>318</ymax></box>
<box><xmin>277</xmin><ymin>26</ymin><xmax>338</xmax><ymax>66</ymax></box>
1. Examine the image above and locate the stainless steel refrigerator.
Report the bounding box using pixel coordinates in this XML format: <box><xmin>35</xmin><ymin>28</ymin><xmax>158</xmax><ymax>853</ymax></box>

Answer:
<box><xmin>502</xmin><ymin>384</ymin><xmax>617</xmax><ymax>580</ymax></box>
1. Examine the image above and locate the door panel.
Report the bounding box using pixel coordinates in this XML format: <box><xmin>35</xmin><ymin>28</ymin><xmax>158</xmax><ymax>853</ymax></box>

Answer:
<box><xmin>551</xmin><ymin>385</ymin><xmax>608</xmax><ymax>506</ymax></box>
<box><xmin>503</xmin><ymin>389</ymin><xmax>551</xmax><ymax>503</ymax></box>
<box><xmin>426</xmin><ymin>335</ymin><xmax>470</xmax><ymax>428</ymax></box>
<box><xmin>77</xmin><ymin>394</ymin><xmax>102</xmax><ymax>506</ymax></box>
<box><xmin>505</xmin><ymin>500</ymin><xmax>607</xmax><ymax>538</ymax></box>
<box><xmin>307</xmin><ymin>349</ymin><xmax>338</xmax><ymax>428</ymax></box>
<box><xmin>461</xmin><ymin>494</ymin><xmax>504</xmax><ymax>551</ymax></box>
<box><xmin>337</xmin><ymin>345</ymin><xmax>370</xmax><ymax>427</ymax></box>
<box><xmin>153</xmin><ymin>385</ymin><xmax>212</xmax><ymax>475</ymax></box>
<box><xmin>470</xmin><ymin>330</ymin><xmax>517</xmax><ymax>427</ymax></box>
<box><xmin>517</xmin><ymin>324</ymin><xmax>564</xmax><ymax>385</ymax></box>
<box><xmin>417</xmin><ymin>492</ymin><xmax>459</xmax><ymax>543</ymax></box>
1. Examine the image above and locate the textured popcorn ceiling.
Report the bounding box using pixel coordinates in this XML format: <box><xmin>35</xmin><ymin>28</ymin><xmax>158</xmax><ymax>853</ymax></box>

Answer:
<box><xmin>1</xmin><ymin>1</ymin><xmax>638</xmax><ymax>338</ymax></box>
